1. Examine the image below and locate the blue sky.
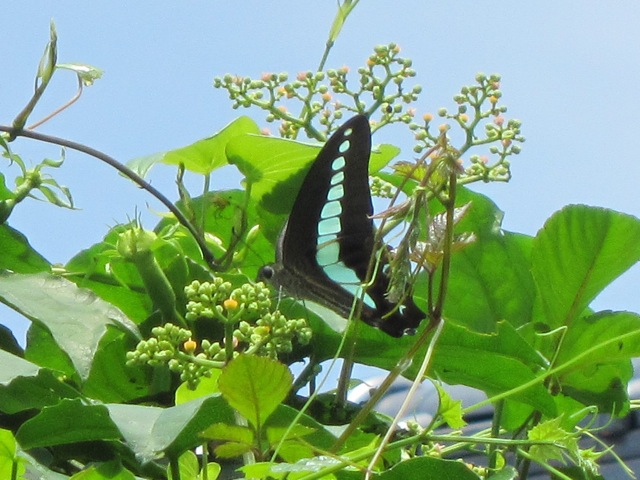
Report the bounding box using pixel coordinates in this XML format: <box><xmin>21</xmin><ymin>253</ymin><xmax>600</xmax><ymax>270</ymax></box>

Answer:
<box><xmin>2</xmin><ymin>2</ymin><xmax>640</xmax><ymax>344</ymax></box>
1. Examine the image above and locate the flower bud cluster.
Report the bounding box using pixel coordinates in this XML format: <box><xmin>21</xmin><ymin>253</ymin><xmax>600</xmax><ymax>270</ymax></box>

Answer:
<box><xmin>184</xmin><ymin>278</ymin><xmax>233</xmax><ymax>321</ymax></box>
<box><xmin>212</xmin><ymin>43</ymin><xmax>422</xmax><ymax>139</ymax></box>
<box><xmin>126</xmin><ymin>323</ymin><xmax>215</xmax><ymax>387</ymax></box>
<box><xmin>408</xmin><ymin>73</ymin><xmax>523</xmax><ymax>185</ymax></box>
<box><xmin>235</xmin><ymin>311</ymin><xmax>312</xmax><ymax>359</ymax></box>
<box><xmin>127</xmin><ymin>277</ymin><xmax>313</xmax><ymax>388</ymax></box>
<box><xmin>370</xmin><ymin>176</ymin><xmax>394</xmax><ymax>199</ymax></box>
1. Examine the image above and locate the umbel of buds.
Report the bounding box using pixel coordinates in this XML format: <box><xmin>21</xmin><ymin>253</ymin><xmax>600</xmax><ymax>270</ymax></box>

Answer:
<box><xmin>127</xmin><ymin>276</ymin><xmax>312</xmax><ymax>389</ymax></box>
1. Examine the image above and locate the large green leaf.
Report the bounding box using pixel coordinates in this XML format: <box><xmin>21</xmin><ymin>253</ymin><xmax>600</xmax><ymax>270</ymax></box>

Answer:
<box><xmin>554</xmin><ymin>310</ymin><xmax>640</xmax><ymax>414</ymax></box>
<box><xmin>16</xmin><ymin>396</ymin><xmax>234</xmax><ymax>464</ymax></box>
<box><xmin>0</xmin><ymin>272</ymin><xmax>140</xmax><ymax>380</ymax></box>
<box><xmin>82</xmin><ymin>328</ymin><xmax>158</xmax><ymax>403</ymax></box>
<box><xmin>429</xmin><ymin>321</ymin><xmax>554</xmax><ymax>415</ymax></box>
<box><xmin>218</xmin><ymin>355</ymin><xmax>293</xmax><ymax>431</ymax></box>
<box><xmin>16</xmin><ymin>398</ymin><xmax>121</xmax><ymax>449</ymax></box>
<box><xmin>445</xmin><ymin>232</ymin><xmax>534</xmax><ymax>332</ymax></box>
<box><xmin>412</xmin><ymin>187</ymin><xmax>536</xmax><ymax>332</ymax></box>
<box><xmin>0</xmin><ymin>350</ymin><xmax>80</xmax><ymax>414</ymax></box>
<box><xmin>106</xmin><ymin>395</ymin><xmax>234</xmax><ymax>463</ymax></box>
<box><xmin>127</xmin><ymin>116</ymin><xmax>261</xmax><ymax>176</ymax></box>
<box><xmin>0</xmin><ymin>224</ymin><xmax>49</xmax><ymax>273</ymax></box>
<box><xmin>306</xmin><ymin>308</ymin><xmax>555</xmax><ymax>415</ymax></box>
<box><xmin>226</xmin><ymin>133</ymin><xmax>399</xmax><ymax>215</ymax></box>
<box><xmin>450</xmin><ymin>186</ymin><xmax>506</xmax><ymax>239</ymax></box>
<box><xmin>532</xmin><ymin>205</ymin><xmax>640</xmax><ymax>329</ymax></box>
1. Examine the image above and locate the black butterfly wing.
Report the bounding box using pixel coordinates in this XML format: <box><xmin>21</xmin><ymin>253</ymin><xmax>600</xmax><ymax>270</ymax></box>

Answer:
<box><xmin>278</xmin><ymin>115</ymin><xmax>424</xmax><ymax>337</ymax></box>
<box><xmin>281</xmin><ymin>116</ymin><xmax>372</xmax><ymax>259</ymax></box>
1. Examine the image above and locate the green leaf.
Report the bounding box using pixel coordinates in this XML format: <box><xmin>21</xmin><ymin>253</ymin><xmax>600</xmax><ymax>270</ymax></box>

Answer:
<box><xmin>0</xmin><ymin>350</ymin><xmax>80</xmax><ymax>414</ymax></box>
<box><xmin>128</xmin><ymin>116</ymin><xmax>260</xmax><ymax>176</ymax></box>
<box><xmin>379</xmin><ymin>456</ymin><xmax>481</xmax><ymax>479</ymax></box>
<box><xmin>20</xmin><ymin>452</ymin><xmax>68</xmax><ymax>480</ymax></box>
<box><xmin>320</xmin><ymin>319</ymin><xmax>554</xmax><ymax>414</ymax></box>
<box><xmin>213</xmin><ymin>441</ymin><xmax>254</xmax><ymax>459</ymax></box>
<box><xmin>176</xmin><ymin>369</ymin><xmax>221</xmax><ymax>404</ymax></box>
<box><xmin>238</xmin><ymin>462</ymin><xmax>285</xmax><ymax>480</ymax></box>
<box><xmin>445</xmin><ymin>231</ymin><xmax>534</xmax><ymax>332</ymax></box>
<box><xmin>0</xmin><ymin>323</ymin><xmax>22</xmax><ymax>356</ymax></box>
<box><xmin>25</xmin><ymin>322</ymin><xmax>77</xmax><ymax>379</ymax></box>
<box><xmin>105</xmin><ymin>395</ymin><xmax>234</xmax><ymax>463</ymax></box>
<box><xmin>167</xmin><ymin>451</ymin><xmax>199</xmax><ymax>480</ymax></box>
<box><xmin>269</xmin><ymin>455</ymin><xmax>342</xmax><ymax>477</ymax></box>
<box><xmin>288</xmin><ymin>299</ymin><xmax>554</xmax><ymax>414</ymax></box>
<box><xmin>16</xmin><ymin>399</ymin><xmax>121</xmax><ymax>449</ymax></box>
<box><xmin>0</xmin><ymin>428</ymin><xmax>26</xmax><ymax>480</ymax></box>
<box><xmin>452</xmin><ymin>185</ymin><xmax>506</xmax><ymax>239</ymax></box>
<box><xmin>0</xmin><ymin>272</ymin><xmax>140</xmax><ymax>380</ymax></box>
<box><xmin>0</xmin><ymin>224</ymin><xmax>50</xmax><ymax>273</ymax></box>
<box><xmin>429</xmin><ymin>322</ymin><xmax>555</xmax><ymax>415</ymax></box>
<box><xmin>425</xmin><ymin>187</ymin><xmax>536</xmax><ymax>332</ymax></box>
<box><xmin>204</xmin><ymin>462</ymin><xmax>222</xmax><ymax>480</ymax></box>
<box><xmin>227</xmin><ymin>133</ymin><xmax>399</xmax><ymax>216</ymax></box>
<box><xmin>0</xmin><ymin>173</ymin><xmax>15</xmax><ymax>201</ymax></box>
<box><xmin>154</xmin><ymin>190</ymin><xmax>275</xmax><ymax>278</ymax></box>
<box><xmin>218</xmin><ymin>355</ymin><xmax>293</xmax><ymax>430</ymax></box>
<box><xmin>70</xmin><ymin>460</ymin><xmax>135</xmax><ymax>480</ymax></box>
<box><xmin>227</xmin><ymin>134</ymin><xmax>321</xmax><ymax>215</ymax></box>
<box><xmin>528</xmin><ymin>416</ymin><xmax>575</xmax><ymax>464</ymax></box>
<box><xmin>267</xmin><ymin>426</ymin><xmax>319</xmax><ymax>464</ymax></box>
<box><xmin>82</xmin><ymin>329</ymin><xmax>155</xmax><ymax>403</ymax></box>
<box><xmin>266</xmin><ymin>424</ymin><xmax>315</xmax><ymax>445</ymax></box>
<box><xmin>435</xmin><ymin>384</ymin><xmax>466</xmax><ymax>429</ymax></box>
<box><xmin>555</xmin><ymin>310</ymin><xmax>640</xmax><ymax>414</ymax></box>
<box><xmin>201</xmin><ymin>423</ymin><xmax>254</xmax><ymax>444</ymax></box>
<box><xmin>56</xmin><ymin>63</ymin><xmax>104</xmax><ymax>86</ymax></box>
<box><xmin>266</xmin><ymin>404</ymin><xmax>337</xmax><ymax>462</ymax></box>
<box><xmin>532</xmin><ymin>205</ymin><xmax>640</xmax><ymax>329</ymax></box>
<box><xmin>327</xmin><ymin>0</ymin><xmax>359</xmax><ymax>43</ymax></box>
<box><xmin>483</xmin><ymin>467</ymin><xmax>519</xmax><ymax>480</ymax></box>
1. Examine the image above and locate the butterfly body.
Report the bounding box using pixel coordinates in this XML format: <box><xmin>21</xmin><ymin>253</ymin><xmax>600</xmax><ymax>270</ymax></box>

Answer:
<box><xmin>259</xmin><ymin>115</ymin><xmax>424</xmax><ymax>337</ymax></box>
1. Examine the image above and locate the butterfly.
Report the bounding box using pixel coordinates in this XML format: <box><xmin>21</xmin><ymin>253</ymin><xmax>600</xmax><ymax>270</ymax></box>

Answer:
<box><xmin>259</xmin><ymin>115</ymin><xmax>424</xmax><ymax>337</ymax></box>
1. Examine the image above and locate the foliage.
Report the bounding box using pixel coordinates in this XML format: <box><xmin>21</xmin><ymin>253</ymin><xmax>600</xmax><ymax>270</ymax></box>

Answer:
<box><xmin>0</xmin><ymin>10</ymin><xmax>639</xmax><ymax>480</ymax></box>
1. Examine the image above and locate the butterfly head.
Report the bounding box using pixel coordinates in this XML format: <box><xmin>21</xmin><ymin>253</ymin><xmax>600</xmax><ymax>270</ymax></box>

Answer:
<box><xmin>257</xmin><ymin>262</ymin><xmax>295</xmax><ymax>295</ymax></box>
<box><xmin>257</xmin><ymin>263</ymin><xmax>279</xmax><ymax>286</ymax></box>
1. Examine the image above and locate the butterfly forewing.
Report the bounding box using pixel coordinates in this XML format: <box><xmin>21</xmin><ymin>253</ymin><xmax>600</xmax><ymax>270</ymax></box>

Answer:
<box><xmin>266</xmin><ymin>115</ymin><xmax>424</xmax><ymax>337</ymax></box>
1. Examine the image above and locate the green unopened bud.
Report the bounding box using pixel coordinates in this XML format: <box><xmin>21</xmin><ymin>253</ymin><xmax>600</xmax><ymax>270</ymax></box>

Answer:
<box><xmin>116</xmin><ymin>227</ymin><xmax>156</xmax><ymax>260</ymax></box>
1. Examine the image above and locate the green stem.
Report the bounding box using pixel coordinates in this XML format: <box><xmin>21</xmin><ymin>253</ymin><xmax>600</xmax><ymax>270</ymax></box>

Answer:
<box><xmin>133</xmin><ymin>250</ymin><xmax>186</xmax><ymax>327</ymax></box>
<box><xmin>169</xmin><ymin>455</ymin><xmax>181</xmax><ymax>480</ymax></box>
<box><xmin>224</xmin><ymin>321</ymin><xmax>236</xmax><ymax>362</ymax></box>
<box><xmin>175</xmin><ymin>351</ymin><xmax>224</xmax><ymax>369</ymax></box>
<box><xmin>201</xmin><ymin>442</ymin><xmax>209</xmax><ymax>480</ymax></box>
<box><xmin>488</xmin><ymin>399</ymin><xmax>504</xmax><ymax>473</ymax></box>
<box><xmin>516</xmin><ymin>447</ymin><xmax>572</xmax><ymax>480</ymax></box>
<box><xmin>11</xmin><ymin>22</ymin><xmax>57</xmax><ymax>133</ymax></box>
